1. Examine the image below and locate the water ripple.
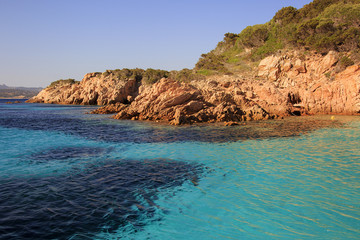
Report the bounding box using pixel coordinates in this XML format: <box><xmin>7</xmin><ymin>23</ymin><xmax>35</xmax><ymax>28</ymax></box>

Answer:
<box><xmin>0</xmin><ymin>159</ymin><xmax>203</xmax><ymax>239</ymax></box>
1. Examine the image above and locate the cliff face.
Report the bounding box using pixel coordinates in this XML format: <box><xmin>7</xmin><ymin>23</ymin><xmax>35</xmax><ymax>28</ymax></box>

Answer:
<box><xmin>257</xmin><ymin>51</ymin><xmax>360</xmax><ymax>115</ymax></box>
<box><xmin>27</xmin><ymin>72</ymin><xmax>139</xmax><ymax>105</ymax></box>
<box><xmin>28</xmin><ymin>51</ymin><xmax>360</xmax><ymax>124</ymax></box>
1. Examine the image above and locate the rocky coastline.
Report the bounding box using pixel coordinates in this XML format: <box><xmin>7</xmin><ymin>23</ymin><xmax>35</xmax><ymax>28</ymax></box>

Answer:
<box><xmin>27</xmin><ymin>51</ymin><xmax>360</xmax><ymax>125</ymax></box>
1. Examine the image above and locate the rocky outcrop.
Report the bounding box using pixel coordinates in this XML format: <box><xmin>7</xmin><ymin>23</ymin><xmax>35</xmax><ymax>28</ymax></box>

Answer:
<box><xmin>112</xmin><ymin>51</ymin><xmax>359</xmax><ymax>124</ymax></box>
<box><xmin>113</xmin><ymin>78</ymin><xmax>203</xmax><ymax>123</ymax></box>
<box><xmin>27</xmin><ymin>51</ymin><xmax>360</xmax><ymax>125</ymax></box>
<box><xmin>26</xmin><ymin>71</ymin><xmax>139</xmax><ymax>105</ymax></box>
<box><xmin>257</xmin><ymin>51</ymin><xmax>360</xmax><ymax>115</ymax></box>
<box><xmin>113</xmin><ymin>78</ymin><xmax>276</xmax><ymax>124</ymax></box>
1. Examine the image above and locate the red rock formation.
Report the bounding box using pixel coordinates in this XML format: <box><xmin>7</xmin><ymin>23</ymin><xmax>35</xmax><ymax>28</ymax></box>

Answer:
<box><xmin>257</xmin><ymin>51</ymin><xmax>360</xmax><ymax>115</ymax></box>
<box><xmin>26</xmin><ymin>72</ymin><xmax>138</xmax><ymax>105</ymax></box>
<box><xmin>27</xmin><ymin>51</ymin><xmax>360</xmax><ymax>125</ymax></box>
<box><xmin>113</xmin><ymin>78</ymin><xmax>275</xmax><ymax>124</ymax></box>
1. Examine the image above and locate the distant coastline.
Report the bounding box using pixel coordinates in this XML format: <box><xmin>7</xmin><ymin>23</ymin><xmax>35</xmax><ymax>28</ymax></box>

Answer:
<box><xmin>0</xmin><ymin>98</ymin><xmax>28</xmax><ymax>102</ymax></box>
<box><xmin>0</xmin><ymin>97</ymin><xmax>28</xmax><ymax>99</ymax></box>
<box><xmin>0</xmin><ymin>84</ymin><xmax>42</xmax><ymax>99</ymax></box>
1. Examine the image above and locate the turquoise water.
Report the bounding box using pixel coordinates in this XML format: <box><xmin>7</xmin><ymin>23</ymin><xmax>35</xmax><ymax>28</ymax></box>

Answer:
<box><xmin>0</xmin><ymin>99</ymin><xmax>359</xmax><ymax>239</ymax></box>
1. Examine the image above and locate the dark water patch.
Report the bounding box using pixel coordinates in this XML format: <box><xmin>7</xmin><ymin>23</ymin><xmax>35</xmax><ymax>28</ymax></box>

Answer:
<box><xmin>0</xmin><ymin>159</ymin><xmax>203</xmax><ymax>239</ymax></box>
<box><xmin>0</xmin><ymin>114</ymin><xmax>343</xmax><ymax>144</ymax></box>
<box><xmin>29</xmin><ymin>147</ymin><xmax>113</xmax><ymax>162</ymax></box>
<box><xmin>0</xmin><ymin>103</ymin><xmax>344</xmax><ymax>143</ymax></box>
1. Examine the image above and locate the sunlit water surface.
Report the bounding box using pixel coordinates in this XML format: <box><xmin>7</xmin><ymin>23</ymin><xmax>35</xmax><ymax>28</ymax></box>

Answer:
<box><xmin>0</xmin><ymin>99</ymin><xmax>359</xmax><ymax>239</ymax></box>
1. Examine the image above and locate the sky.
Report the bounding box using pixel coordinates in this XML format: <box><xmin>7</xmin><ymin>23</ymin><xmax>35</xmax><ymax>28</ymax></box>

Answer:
<box><xmin>0</xmin><ymin>0</ymin><xmax>313</xmax><ymax>87</ymax></box>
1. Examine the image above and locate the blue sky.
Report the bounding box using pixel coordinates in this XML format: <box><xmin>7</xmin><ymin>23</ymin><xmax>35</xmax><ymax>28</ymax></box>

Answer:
<box><xmin>0</xmin><ymin>0</ymin><xmax>312</xmax><ymax>87</ymax></box>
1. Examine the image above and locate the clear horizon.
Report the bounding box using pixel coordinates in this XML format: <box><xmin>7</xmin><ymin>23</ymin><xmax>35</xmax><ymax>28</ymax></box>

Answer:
<box><xmin>1</xmin><ymin>0</ymin><xmax>312</xmax><ymax>87</ymax></box>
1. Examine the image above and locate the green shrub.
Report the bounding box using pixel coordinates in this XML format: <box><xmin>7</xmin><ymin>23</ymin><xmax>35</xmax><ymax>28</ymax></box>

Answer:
<box><xmin>224</xmin><ymin>33</ymin><xmax>239</xmax><ymax>43</ymax></box>
<box><xmin>217</xmin><ymin>33</ymin><xmax>238</xmax><ymax>49</ymax></box>
<box><xmin>324</xmin><ymin>72</ymin><xmax>331</xmax><ymax>78</ymax></box>
<box><xmin>111</xmin><ymin>68</ymin><xmax>145</xmax><ymax>81</ymax></box>
<box><xmin>238</xmin><ymin>24</ymin><xmax>269</xmax><ymax>48</ymax></box>
<box><xmin>49</xmin><ymin>79</ymin><xmax>78</xmax><ymax>88</ymax></box>
<box><xmin>316</xmin><ymin>19</ymin><xmax>335</xmax><ymax>34</ymax></box>
<box><xmin>251</xmin><ymin>30</ymin><xmax>283</xmax><ymax>60</ymax></box>
<box><xmin>195</xmin><ymin>52</ymin><xmax>228</xmax><ymax>73</ymax></box>
<box><xmin>227</xmin><ymin>56</ymin><xmax>241</xmax><ymax>63</ymax></box>
<box><xmin>273</xmin><ymin>6</ymin><xmax>299</xmax><ymax>24</ymax></box>
<box><xmin>196</xmin><ymin>69</ymin><xmax>215</xmax><ymax>76</ymax></box>
<box><xmin>298</xmin><ymin>0</ymin><xmax>340</xmax><ymax>19</ymax></box>
<box><xmin>296</xmin><ymin>19</ymin><xmax>320</xmax><ymax>40</ymax></box>
<box><xmin>320</xmin><ymin>2</ymin><xmax>360</xmax><ymax>26</ymax></box>
<box><xmin>338</xmin><ymin>27</ymin><xmax>360</xmax><ymax>51</ymax></box>
<box><xmin>141</xmin><ymin>68</ymin><xmax>169</xmax><ymax>84</ymax></box>
<box><xmin>169</xmin><ymin>69</ymin><xmax>205</xmax><ymax>82</ymax></box>
<box><xmin>339</xmin><ymin>55</ymin><xmax>354</xmax><ymax>67</ymax></box>
<box><xmin>350</xmin><ymin>49</ymin><xmax>360</xmax><ymax>63</ymax></box>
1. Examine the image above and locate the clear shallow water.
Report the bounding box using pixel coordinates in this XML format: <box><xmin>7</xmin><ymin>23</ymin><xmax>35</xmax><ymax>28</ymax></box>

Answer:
<box><xmin>0</xmin><ymin>99</ymin><xmax>359</xmax><ymax>239</ymax></box>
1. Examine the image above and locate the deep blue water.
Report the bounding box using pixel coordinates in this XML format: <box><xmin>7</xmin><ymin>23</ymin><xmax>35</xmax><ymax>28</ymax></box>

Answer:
<box><xmin>0</xmin><ymin>99</ymin><xmax>359</xmax><ymax>239</ymax></box>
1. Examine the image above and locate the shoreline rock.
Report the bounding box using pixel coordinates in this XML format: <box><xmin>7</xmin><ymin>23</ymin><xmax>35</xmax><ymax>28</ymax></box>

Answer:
<box><xmin>89</xmin><ymin>102</ymin><xmax>127</xmax><ymax>114</ymax></box>
<box><xmin>5</xmin><ymin>100</ymin><xmax>22</xmax><ymax>104</ymax></box>
<box><xmin>112</xmin><ymin>78</ymin><xmax>277</xmax><ymax>125</ymax></box>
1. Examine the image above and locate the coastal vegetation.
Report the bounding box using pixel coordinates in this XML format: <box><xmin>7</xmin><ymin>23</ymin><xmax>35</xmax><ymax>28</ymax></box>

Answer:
<box><xmin>195</xmin><ymin>0</ymin><xmax>360</xmax><ymax>74</ymax></box>
<box><xmin>169</xmin><ymin>68</ymin><xmax>206</xmax><ymax>83</ymax></box>
<box><xmin>101</xmin><ymin>68</ymin><xmax>169</xmax><ymax>85</ymax></box>
<box><xmin>88</xmin><ymin>68</ymin><xmax>205</xmax><ymax>85</ymax></box>
<box><xmin>141</xmin><ymin>69</ymin><xmax>169</xmax><ymax>84</ymax></box>
<box><xmin>49</xmin><ymin>79</ymin><xmax>79</xmax><ymax>88</ymax></box>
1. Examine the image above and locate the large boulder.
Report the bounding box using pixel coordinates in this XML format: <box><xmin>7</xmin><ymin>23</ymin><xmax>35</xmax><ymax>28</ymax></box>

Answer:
<box><xmin>114</xmin><ymin>78</ymin><xmax>200</xmax><ymax>122</ymax></box>
<box><xmin>258</xmin><ymin>55</ymin><xmax>280</xmax><ymax>80</ymax></box>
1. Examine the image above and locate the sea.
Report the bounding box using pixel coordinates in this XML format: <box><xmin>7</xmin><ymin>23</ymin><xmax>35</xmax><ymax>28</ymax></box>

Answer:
<box><xmin>0</xmin><ymin>98</ymin><xmax>359</xmax><ymax>240</ymax></box>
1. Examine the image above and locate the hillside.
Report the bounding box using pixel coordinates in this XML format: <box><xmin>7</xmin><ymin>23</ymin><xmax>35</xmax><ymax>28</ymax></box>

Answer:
<box><xmin>195</xmin><ymin>0</ymin><xmax>360</xmax><ymax>76</ymax></box>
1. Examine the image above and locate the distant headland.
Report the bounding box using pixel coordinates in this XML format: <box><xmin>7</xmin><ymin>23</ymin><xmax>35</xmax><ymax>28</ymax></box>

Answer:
<box><xmin>0</xmin><ymin>84</ymin><xmax>42</xmax><ymax>99</ymax></box>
